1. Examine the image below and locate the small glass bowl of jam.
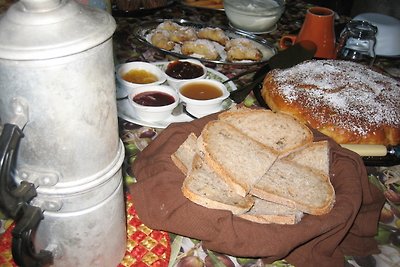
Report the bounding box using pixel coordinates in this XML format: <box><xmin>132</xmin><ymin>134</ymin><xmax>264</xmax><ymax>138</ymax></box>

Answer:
<box><xmin>178</xmin><ymin>79</ymin><xmax>229</xmax><ymax>118</ymax></box>
<box><xmin>164</xmin><ymin>59</ymin><xmax>207</xmax><ymax>90</ymax></box>
<box><xmin>127</xmin><ymin>85</ymin><xmax>179</xmax><ymax>122</ymax></box>
<box><xmin>116</xmin><ymin>61</ymin><xmax>167</xmax><ymax>96</ymax></box>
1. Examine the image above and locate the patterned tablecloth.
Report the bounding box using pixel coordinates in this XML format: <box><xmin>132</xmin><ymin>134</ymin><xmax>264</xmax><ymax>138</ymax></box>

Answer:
<box><xmin>0</xmin><ymin>0</ymin><xmax>400</xmax><ymax>266</ymax></box>
<box><xmin>0</xmin><ymin>194</ymin><xmax>171</xmax><ymax>267</ymax></box>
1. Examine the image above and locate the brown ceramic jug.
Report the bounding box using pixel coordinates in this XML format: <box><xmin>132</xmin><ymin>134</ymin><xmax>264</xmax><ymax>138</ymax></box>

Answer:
<box><xmin>280</xmin><ymin>6</ymin><xmax>336</xmax><ymax>59</ymax></box>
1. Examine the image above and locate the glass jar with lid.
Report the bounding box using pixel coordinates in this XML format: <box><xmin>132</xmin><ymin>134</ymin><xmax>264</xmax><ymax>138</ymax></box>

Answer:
<box><xmin>336</xmin><ymin>20</ymin><xmax>378</xmax><ymax>66</ymax></box>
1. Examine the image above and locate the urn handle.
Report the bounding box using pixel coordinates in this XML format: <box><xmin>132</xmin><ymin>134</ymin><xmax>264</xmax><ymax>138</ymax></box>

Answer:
<box><xmin>0</xmin><ymin>124</ymin><xmax>53</xmax><ymax>267</ymax></box>
<box><xmin>0</xmin><ymin>124</ymin><xmax>35</xmax><ymax>216</ymax></box>
<box><xmin>12</xmin><ymin>204</ymin><xmax>54</xmax><ymax>267</ymax></box>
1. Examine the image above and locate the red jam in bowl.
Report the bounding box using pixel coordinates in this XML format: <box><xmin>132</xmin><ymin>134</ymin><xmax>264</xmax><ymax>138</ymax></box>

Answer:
<box><xmin>165</xmin><ymin>61</ymin><xmax>204</xmax><ymax>79</ymax></box>
<box><xmin>133</xmin><ymin>91</ymin><xmax>175</xmax><ymax>106</ymax></box>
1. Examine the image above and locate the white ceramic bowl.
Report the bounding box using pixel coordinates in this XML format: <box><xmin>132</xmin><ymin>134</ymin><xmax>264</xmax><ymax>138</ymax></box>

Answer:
<box><xmin>164</xmin><ymin>59</ymin><xmax>207</xmax><ymax>90</ymax></box>
<box><xmin>223</xmin><ymin>0</ymin><xmax>285</xmax><ymax>33</ymax></box>
<box><xmin>354</xmin><ymin>13</ymin><xmax>400</xmax><ymax>57</ymax></box>
<box><xmin>116</xmin><ymin>62</ymin><xmax>167</xmax><ymax>95</ymax></box>
<box><xmin>127</xmin><ymin>85</ymin><xmax>179</xmax><ymax>122</ymax></box>
<box><xmin>178</xmin><ymin>79</ymin><xmax>229</xmax><ymax>117</ymax></box>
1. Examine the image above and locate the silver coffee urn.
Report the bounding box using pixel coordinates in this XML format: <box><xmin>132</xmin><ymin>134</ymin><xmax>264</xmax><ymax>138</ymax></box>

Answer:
<box><xmin>0</xmin><ymin>0</ymin><xmax>126</xmax><ymax>266</ymax></box>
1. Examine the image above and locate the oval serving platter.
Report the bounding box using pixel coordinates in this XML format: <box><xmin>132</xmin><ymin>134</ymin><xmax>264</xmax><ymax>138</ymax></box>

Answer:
<box><xmin>133</xmin><ymin>19</ymin><xmax>276</xmax><ymax>65</ymax></box>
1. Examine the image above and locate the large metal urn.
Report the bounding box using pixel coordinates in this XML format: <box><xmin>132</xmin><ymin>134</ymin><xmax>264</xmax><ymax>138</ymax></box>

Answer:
<box><xmin>0</xmin><ymin>0</ymin><xmax>126</xmax><ymax>266</ymax></box>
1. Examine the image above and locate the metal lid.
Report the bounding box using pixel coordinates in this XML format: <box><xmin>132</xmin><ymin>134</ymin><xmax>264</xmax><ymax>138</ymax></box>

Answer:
<box><xmin>0</xmin><ymin>0</ymin><xmax>116</xmax><ymax>60</ymax></box>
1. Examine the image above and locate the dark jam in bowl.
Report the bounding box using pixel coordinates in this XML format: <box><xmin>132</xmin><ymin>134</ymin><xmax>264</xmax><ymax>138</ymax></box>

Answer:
<box><xmin>165</xmin><ymin>61</ymin><xmax>204</xmax><ymax>79</ymax></box>
<box><xmin>133</xmin><ymin>91</ymin><xmax>175</xmax><ymax>106</ymax></box>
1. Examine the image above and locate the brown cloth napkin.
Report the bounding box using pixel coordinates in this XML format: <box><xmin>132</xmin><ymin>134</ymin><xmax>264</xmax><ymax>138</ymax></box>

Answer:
<box><xmin>129</xmin><ymin>113</ymin><xmax>385</xmax><ymax>267</ymax></box>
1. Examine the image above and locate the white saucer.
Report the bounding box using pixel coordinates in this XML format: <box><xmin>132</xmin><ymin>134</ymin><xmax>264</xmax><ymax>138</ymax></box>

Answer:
<box><xmin>354</xmin><ymin>13</ymin><xmax>400</xmax><ymax>57</ymax></box>
<box><xmin>186</xmin><ymin>98</ymin><xmax>234</xmax><ymax>118</ymax></box>
<box><xmin>117</xmin><ymin>99</ymin><xmax>193</xmax><ymax>128</ymax></box>
<box><xmin>116</xmin><ymin>62</ymin><xmax>238</xmax><ymax>128</ymax></box>
<box><xmin>117</xmin><ymin>98</ymin><xmax>233</xmax><ymax>128</ymax></box>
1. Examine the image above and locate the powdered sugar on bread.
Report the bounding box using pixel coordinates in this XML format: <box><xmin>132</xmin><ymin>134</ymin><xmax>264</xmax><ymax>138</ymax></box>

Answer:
<box><xmin>262</xmin><ymin>60</ymin><xmax>400</xmax><ymax>145</ymax></box>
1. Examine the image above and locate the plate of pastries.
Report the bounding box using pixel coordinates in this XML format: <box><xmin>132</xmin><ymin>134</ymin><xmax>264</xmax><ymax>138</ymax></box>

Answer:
<box><xmin>134</xmin><ymin>19</ymin><xmax>276</xmax><ymax>65</ymax></box>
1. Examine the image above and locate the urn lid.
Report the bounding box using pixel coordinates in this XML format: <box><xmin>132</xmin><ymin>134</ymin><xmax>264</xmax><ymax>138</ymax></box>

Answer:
<box><xmin>0</xmin><ymin>0</ymin><xmax>116</xmax><ymax>60</ymax></box>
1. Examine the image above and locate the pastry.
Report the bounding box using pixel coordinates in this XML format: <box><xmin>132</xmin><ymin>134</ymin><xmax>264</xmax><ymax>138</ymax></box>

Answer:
<box><xmin>155</xmin><ymin>20</ymin><xmax>181</xmax><ymax>32</ymax></box>
<box><xmin>197</xmin><ymin>27</ymin><xmax>229</xmax><ymax>45</ymax></box>
<box><xmin>150</xmin><ymin>30</ymin><xmax>175</xmax><ymax>50</ymax></box>
<box><xmin>226</xmin><ymin>45</ymin><xmax>262</xmax><ymax>61</ymax></box>
<box><xmin>181</xmin><ymin>39</ymin><xmax>220</xmax><ymax>60</ymax></box>
<box><xmin>169</xmin><ymin>26</ymin><xmax>198</xmax><ymax>44</ymax></box>
<box><xmin>225</xmin><ymin>37</ymin><xmax>256</xmax><ymax>50</ymax></box>
<box><xmin>225</xmin><ymin>37</ymin><xmax>262</xmax><ymax>61</ymax></box>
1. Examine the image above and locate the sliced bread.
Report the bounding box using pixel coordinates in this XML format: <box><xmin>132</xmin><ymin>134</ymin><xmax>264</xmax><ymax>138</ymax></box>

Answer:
<box><xmin>238</xmin><ymin>197</ymin><xmax>304</xmax><ymax>224</ymax></box>
<box><xmin>182</xmin><ymin>154</ymin><xmax>255</xmax><ymax>215</ymax></box>
<box><xmin>171</xmin><ymin>133</ymin><xmax>198</xmax><ymax>175</ymax></box>
<box><xmin>250</xmin><ymin>158</ymin><xmax>335</xmax><ymax>215</ymax></box>
<box><xmin>239</xmin><ymin>141</ymin><xmax>330</xmax><ymax>224</ymax></box>
<box><xmin>171</xmin><ymin>109</ymin><xmax>334</xmax><ymax>221</ymax></box>
<box><xmin>218</xmin><ymin>107</ymin><xmax>313</xmax><ymax>154</ymax></box>
<box><xmin>284</xmin><ymin>140</ymin><xmax>330</xmax><ymax>175</ymax></box>
<box><xmin>197</xmin><ymin>120</ymin><xmax>278</xmax><ymax>197</ymax></box>
<box><xmin>172</xmin><ymin>129</ymin><xmax>304</xmax><ymax>223</ymax></box>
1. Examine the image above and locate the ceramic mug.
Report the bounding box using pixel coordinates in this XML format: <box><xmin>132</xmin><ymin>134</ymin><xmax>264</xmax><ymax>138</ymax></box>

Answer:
<box><xmin>280</xmin><ymin>6</ymin><xmax>336</xmax><ymax>59</ymax></box>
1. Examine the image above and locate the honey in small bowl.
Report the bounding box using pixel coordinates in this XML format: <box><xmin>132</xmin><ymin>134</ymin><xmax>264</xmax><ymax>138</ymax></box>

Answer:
<box><xmin>122</xmin><ymin>69</ymin><xmax>158</xmax><ymax>84</ymax></box>
<box><xmin>178</xmin><ymin>79</ymin><xmax>229</xmax><ymax>118</ymax></box>
<box><xmin>180</xmin><ymin>81</ymin><xmax>223</xmax><ymax>100</ymax></box>
<box><xmin>116</xmin><ymin>62</ymin><xmax>167</xmax><ymax>96</ymax></box>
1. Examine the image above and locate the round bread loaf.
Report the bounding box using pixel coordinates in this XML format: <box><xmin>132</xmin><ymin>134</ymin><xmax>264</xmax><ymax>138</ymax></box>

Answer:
<box><xmin>261</xmin><ymin>60</ymin><xmax>400</xmax><ymax>145</ymax></box>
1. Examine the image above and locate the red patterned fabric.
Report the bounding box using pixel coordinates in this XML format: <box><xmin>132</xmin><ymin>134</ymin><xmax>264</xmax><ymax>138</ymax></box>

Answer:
<box><xmin>0</xmin><ymin>223</ymin><xmax>15</xmax><ymax>266</ymax></box>
<box><xmin>0</xmin><ymin>194</ymin><xmax>170</xmax><ymax>267</ymax></box>
<box><xmin>119</xmin><ymin>194</ymin><xmax>171</xmax><ymax>267</ymax></box>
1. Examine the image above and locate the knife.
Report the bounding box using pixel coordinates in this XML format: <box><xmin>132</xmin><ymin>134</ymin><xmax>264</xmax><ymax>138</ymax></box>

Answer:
<box><xmin>340</xmin><ymin>144</ymin><xmax>400</xmax><ymax>157</ymax></box>
<box><xmin>229</xmin><ymin>40</ymin><xmax>317</xmax><ymax>104</ymax></box>
<box><xmin>341</xmin><ymin>144</ymin><xmax>400</xmax><ymax>166</ymax></box>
